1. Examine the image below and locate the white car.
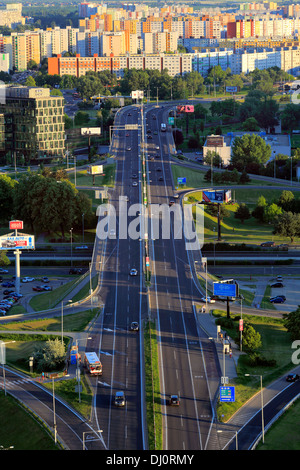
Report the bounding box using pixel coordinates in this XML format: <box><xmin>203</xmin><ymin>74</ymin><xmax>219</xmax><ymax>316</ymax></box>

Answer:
<box><xmin>130</xmin><ymin>269</ymin><xmax>138</xmax><ymax>276</ymax></box>
<box><xmin>22</xmin><ymin>277</ymin><xmax>35</xmax><ymax>283</ymax></box>
<box><xmin>200</xmin><ymin>296</ymin><xmax>216</xmax><ymax>304</ymax></box>
<box><xmin>132</xmin><ymin>181</ymin><xmax>138</xmax><ymax>187</ymax></box>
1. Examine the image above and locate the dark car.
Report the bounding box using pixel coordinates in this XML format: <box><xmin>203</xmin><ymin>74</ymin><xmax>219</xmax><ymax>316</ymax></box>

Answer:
<box><xmin>169</xmin><ymin>395</ymin><xmax>180</xmax><ymax>406</ymax></box>
<box><xmin>130</xmin><ymin>321</ymin><xmax>139</xmax><ymax>331</ymax></box>
<box><xmin>3</xmin><ymin>289</ymin><xmax>14</xmax><ymax>295</ymax></box>
<box><xmin>2</xmin><ymin>282</ymin><xmax>14</xmax><ymax>287</ymax></box>
<box><xmin>270</xmin><ymin>295</ymin><xmax>286</xmax><ymax>303</ymax></box>
<box><xmin>69</xmin><ymin>268</ymin><xmax>83</xmax><ymax>275</ymax></box>
<box><xmin>32</xmin><ymin>286</ymin><xmax>43</xmax><ymax>292</ymax></box>
<box><xmin>261</xmin><ymin>241</ymin><xmax>275</xmax><ymax>247</ymax></box>
<box><xmin>286</xmin><ymin>374</ymin><xmax>299</xmax><ymax>382</ymax></box>
<box><xmin>270</xmin><ymin>282</ymin><xmax>284</xmax><ymax>288</ymax></box>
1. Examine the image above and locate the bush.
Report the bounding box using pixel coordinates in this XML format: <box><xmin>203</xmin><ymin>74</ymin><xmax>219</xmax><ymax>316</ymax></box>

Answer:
<box><xmin>248</xmin><ymin>352</ymin><xmax>277</xmax><ymax>367</ymax></box>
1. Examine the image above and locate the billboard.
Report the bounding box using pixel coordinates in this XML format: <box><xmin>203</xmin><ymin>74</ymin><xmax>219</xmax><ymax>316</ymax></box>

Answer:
<box><xmin>87</xmin><ymin>165</ymin><xmax>104</xmax><ymax>175</ymax></box>
<box><xmin>81</xmin><ymin>128</ymin><xmax>101</xmax><ymax>136</ymax></box>
<box><xmin>176</xmin><ymin>105</ymin><xmax>194</xmax><ymax>114</ymax></box>
<box><xmin>226</xmin><ymin>86</ymin><xmax>238</xmax><ymax>93</ymax></box>
<box><xmin>9</xmin><ymin>220</ymin><xmax>23</xmax><ymax>230</ymax></box>
<box><xmin>202</xmin><ymin>190</ymin><xmax>232</xmax><ymax>204</ymax></box>
<box><xmin>0</xmin><ymin>235</ymin><xmax>35</xmax><ymax>251</ymax></box>
<box><xmin>131</xmin><ymin>90</ymin><xmax>144</xmax><ymax>100</ymax></box>
<box><xmin>213</xmin><ymin>281</ymin><xmax>237</xmax><ymax>298</ymax></box>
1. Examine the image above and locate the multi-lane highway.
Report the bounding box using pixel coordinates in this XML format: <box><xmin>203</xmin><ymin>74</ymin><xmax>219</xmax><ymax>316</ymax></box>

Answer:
<box><xmin>86</xmin><ymin>103</ymin><xmax>220</xmax><ymax>451</ymax></box>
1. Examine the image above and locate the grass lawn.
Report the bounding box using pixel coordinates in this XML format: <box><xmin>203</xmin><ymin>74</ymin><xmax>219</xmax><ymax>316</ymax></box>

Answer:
<box><xmin>0</xmin><ymin>309</ymin><xmax>97</xmax><ymax>333</ymax></box>
<box><xmin>186</xmin><ymin>187</ymin><xmax>300</xmax><ymax>246</ymax></box>
<box><xmin>29</xmin><ymin>277</ymin><xmax>81</xmax><ymax>311</ymax></box>
<box><xmin>0</xmin><ymin>394</ymin><xmax>59</xmax><ymax>450</ymax></box>
<box><xmin>257</xmin><ymin>399</ymin><xmax>300</xmax><ymax>450</ymax></box>
<box><xmin>68</xmin><ymin>163</ymin><xmax>116</xmax><ymax>188</ymax></box>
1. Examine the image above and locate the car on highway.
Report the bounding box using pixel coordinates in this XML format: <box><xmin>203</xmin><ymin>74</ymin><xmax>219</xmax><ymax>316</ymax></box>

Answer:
<box><xmin>132</xmin><ymin>173</ymin><xmax>138</xmax><ymax>179</ymax></box>
<box><xmin>270</xmin><ymin>282</ymin><xmax>284</xmax><ymax>288</ymax></box>
<box><xmin>69</xmin><ymin>268</ymin><xmax>83</xmax><ymax>275</ymax></box>
<box><xmin>260</xmin><ymin>241</ymin><xmax>275</xmax><ymax>247</ymax></box>
<box><xmin>169</xmin><ymin>199</ymin><xmax>175</xmax><ymax>206</ymax></box>
<box><xmin>147</xmin><ymin>134</ymin><xmax>152</xmax><ymax>139</ymax></box>
<box><xmin>22</xmin><ymin>277</ymin><xmax>35</xmax><ymax>283</ymax></box>
<box><xmin>114</xmin><ymin>391</ymin><xmax>125</xmax><ymax>407</ymax></box>
<box><xmin>270</xmin><ymin>295</ymin><xmax>286</xmax><ymax>303</ymax></box>
<box><xmin>130</xmin><ymin>268</ymin><xmax>138</xmax><ymax>276</ymax></box>
<box><xmin>169</xmin><ymin>395</ymin><xmax>180</xmax><ymax>406</ymax></box>
<box><xmin>200</xmin><ymin>296</ymin><xmax>216</xmax><ymax>304</ymax></box>
<box><xmin>156</xmin><ymin>167</ymin><xmax>161</xmax><ymax>172</ymax></box>
<box><xmin>126</xmin><ymin>147</ymin><xmax>131</xmax><ymax>151</ymax></box>
<box><xmin>158</xmin><ymin>176</ymin><xmax>163</xmax><ymax>181</ymax></box>
<box><xmin>132</xmin><ymin>181</ymin><xmax>138</xmax><ymax>187</ymax></box>
<box><xmin>130</xmin><ymin>321</ymin><xmax>139</xmax><ymax>331</ymax></box>
<box><xmin>75</xmin><ymin>245</ymin><xmax>88</xmax><ymax>250</ymax></box>
<box><xmin>286</xmin><ymin>374</ymin><xmax>299</xmax><ymax>382</ymax></box>
<box><xmin>155</xmin><ymin>146</ymin><xmax>159</xmax><ymax>150</ymax></box>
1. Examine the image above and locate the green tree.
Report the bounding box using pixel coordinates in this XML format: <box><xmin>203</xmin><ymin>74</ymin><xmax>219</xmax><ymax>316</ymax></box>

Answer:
<box><xmin>278</xmin><ymin>190</ymin><xmax>295</xmax><ymax>212</ymax></box>
<box><xmin>25</xmin><ymin>75</ymin><xmax>36</xmax><ymax>87</ymax></box>
<box><xmin>231</xmin><ymin>134</ymin><xmax>271</xmax><ymax>171</ymax></box>
<box><xmin>33</xmin><ymin>338</ymin><xmax>66</xmax><ymax>372</ymax></box>
<box><xmin>283</xmin><ymin>306</ymin><xmax>300</xmax><ymax>342</ymax></box>
<box><xmin>0</xmin><ymin>175</ymin><xmax>17</xmax><ymax>222</ymax></box>
<box><xmin>242</xmin><ymin>322</ymin><xmax>262</xmax><ymax>352</ymax></box>
<box><xmin>273</xmin><ymin>211</ymin><xmax>300</xmax><ymax>243</ymax></box>
<box><xmin>263</xmin><ymin>203</ymin><xmax>282</xmax><ymax>223</ymax></box>
<box><xmin>234</xmin><ymin>203</ymin><xmax>251</xmax><ymax>224</ymax></box>
<box><xmin>252</xmin><ymin>195</ymin><xmax>267</xmax><ymax>222</ymax></box>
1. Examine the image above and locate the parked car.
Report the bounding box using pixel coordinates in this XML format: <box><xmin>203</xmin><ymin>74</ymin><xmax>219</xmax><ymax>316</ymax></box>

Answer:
<box><xmin>286</xmin><ymin>374</ymin><xmax>299</xmax><ymax>382</ymax></box>
<box><xmin>270</xmin><ymin>282</ymin><xmax>284</xmax><ymax>288</ymax></box>
<box><xmin>42</xmin><ymin>285</ymin><xmax>52</xmax><ymax>291</ymax></box>
<box><xmin>32</xmin><ymin>286</ymin><xmax>43</xmax><ymax>292</ymax></box>
<box><xmin>169</xmin><ymin>395</ymin><xmax>180</xmax><ymax>406</ymax></box>
<box><xmin>2</xmin><ymin>282</ymin><xmax>14</xmax><ymax>287</ymax></box>
<box><xmin>3</xmin><ymin>289</ymin><xmax>14</xmax><ymax>296</ymax></box>
<box><xmin>270</xmin><ymin>295</ymin><xmax>286</xmax><ymax>303</ymax></box>
<box><xmin>22</xmin><ymin>277</ymin><xmax>35</xmax><ymax>283</ymax></box>
<box><xmin>41</xmin><ymin>277</ymin><xmax>49</xmax><ymax>283</ymax></box>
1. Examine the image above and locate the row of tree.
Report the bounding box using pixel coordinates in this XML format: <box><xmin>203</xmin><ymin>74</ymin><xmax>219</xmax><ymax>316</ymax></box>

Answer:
<box><xmin>0</xmin><ymin>170</ymin><xmax>94</xmax><ymax>237</ymax></box>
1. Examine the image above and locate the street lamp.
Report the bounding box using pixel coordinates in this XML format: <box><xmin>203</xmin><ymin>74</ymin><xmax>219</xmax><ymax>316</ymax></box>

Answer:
<box><xmin>70</xmin><ymin>228</ymin><xmax>73</xmax><ymax>267</ymax></box>
<box><xmin>245</xmin><ymin>374</ymin><xmax>264</xmax><ymax>443</ymax></box>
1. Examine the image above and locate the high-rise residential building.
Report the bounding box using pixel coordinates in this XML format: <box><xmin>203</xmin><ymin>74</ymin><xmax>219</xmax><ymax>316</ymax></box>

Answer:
<box><xmin>0</xmin><ymin>86</ymin><xmax>65</xmax><ymax>162</ymax></box>
<box><xmin>11</xmin><ymin>31</ymin><xmax>41</xmax><ymax>71</ymax></box>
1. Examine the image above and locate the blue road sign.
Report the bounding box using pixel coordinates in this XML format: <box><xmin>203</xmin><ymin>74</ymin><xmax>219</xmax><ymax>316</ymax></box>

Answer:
<box><xmin>220</xmin><ymin>386</ymin><xmax>235</xmax><ymax>402</ymax></box>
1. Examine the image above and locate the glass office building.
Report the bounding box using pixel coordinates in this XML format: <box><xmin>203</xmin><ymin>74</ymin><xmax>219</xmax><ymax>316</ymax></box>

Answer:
<box><xmin>0</xmin><ymin>86</ymin><xmax>65</xmax><ymax>163</ymax></box>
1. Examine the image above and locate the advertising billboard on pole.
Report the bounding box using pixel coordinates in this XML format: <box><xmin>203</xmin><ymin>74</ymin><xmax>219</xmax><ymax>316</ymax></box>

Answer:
<box><xmin>0</xmin><ymin>235</ymin><xmax>35</xmax><ymax>250</ymax></box>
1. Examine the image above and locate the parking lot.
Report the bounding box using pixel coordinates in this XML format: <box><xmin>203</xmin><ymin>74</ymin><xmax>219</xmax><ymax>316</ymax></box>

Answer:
<box><xmin>238</xmin><ymin>275</ymin><xmax>300</xmax><ymax>312</ymax></box>
<box><xmin>0</xmin><ymin>273</ymin><xmax>74</xmax><ymax>315</ymax></box>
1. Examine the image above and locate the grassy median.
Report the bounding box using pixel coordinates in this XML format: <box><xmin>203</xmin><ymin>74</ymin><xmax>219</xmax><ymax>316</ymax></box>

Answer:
<box><xmin>144</xmin><ymin>320</ymin><xmax>163</xmax><ymax>450</ymax></box>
